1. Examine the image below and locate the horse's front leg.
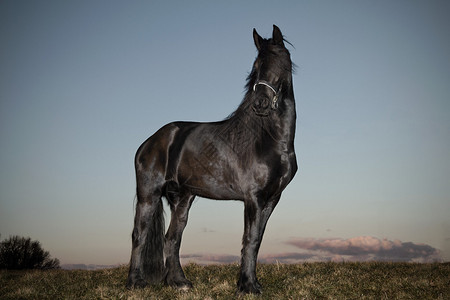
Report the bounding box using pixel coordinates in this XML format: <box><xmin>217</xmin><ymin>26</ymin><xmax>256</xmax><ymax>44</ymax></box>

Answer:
<box><xmin>237</xmin><ymin>195</ymin><xmax>280</xmax><ymax>294</ymax></box>
<box><xmin>164</xmin><ymin>193</ymin><xmax>195</xmax><ymax>290</ymax></box>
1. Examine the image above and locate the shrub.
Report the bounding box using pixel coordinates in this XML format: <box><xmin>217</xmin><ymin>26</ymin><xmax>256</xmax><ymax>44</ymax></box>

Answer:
<box><xmin>0</xmin><ymin>235</ymin><xmax>60</xmax><ymax>270</ymax></box>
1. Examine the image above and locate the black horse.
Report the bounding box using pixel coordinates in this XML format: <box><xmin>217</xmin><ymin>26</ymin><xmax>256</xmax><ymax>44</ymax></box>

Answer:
<box><xmin>127</xmin><ymin>25</ymin><xmax>297</xmax><ymax>294</ymax></box>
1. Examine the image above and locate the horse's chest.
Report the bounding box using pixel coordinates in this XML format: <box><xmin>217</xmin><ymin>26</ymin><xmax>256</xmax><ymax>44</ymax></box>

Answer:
<box><xmin>246</xmin><ymin>151</ymin><xmax>295</xmax><ymax>188</ymax></box>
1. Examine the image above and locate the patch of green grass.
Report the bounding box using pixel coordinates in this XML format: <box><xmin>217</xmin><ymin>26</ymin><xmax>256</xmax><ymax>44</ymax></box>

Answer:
<box><xmin>1</xmin><ymin>262</ymin><xmax>449</xmax><ymax>299</ymax></box>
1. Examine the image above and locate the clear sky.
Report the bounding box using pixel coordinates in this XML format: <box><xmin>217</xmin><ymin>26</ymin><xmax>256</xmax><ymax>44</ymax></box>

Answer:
<box><xmin>1</xmin><ymin>0</ymin><xmax>449</xmax><ymax>266</ymax></box>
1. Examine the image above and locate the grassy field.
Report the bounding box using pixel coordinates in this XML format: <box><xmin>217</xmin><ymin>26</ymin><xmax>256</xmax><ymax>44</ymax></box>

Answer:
<box><xmin>1</xmin><ymin>262</ymin><xmax>449</xmax><ymax>299</ymax></box>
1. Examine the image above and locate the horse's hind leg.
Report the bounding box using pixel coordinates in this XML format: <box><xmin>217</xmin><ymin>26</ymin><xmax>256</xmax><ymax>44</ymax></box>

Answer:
<box><xmin>164</xmin><ymin>183</ymin><xmax>195</xmax><ymax>290</ymax></box>
<box><xmin>127</xmin><ymin>172</ymin><xmax>166</xmax><ymax>289</ymax></box>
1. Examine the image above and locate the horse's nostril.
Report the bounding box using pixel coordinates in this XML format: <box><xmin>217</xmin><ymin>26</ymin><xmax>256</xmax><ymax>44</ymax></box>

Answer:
<box><xmin>259</xmin><ymin>98</ymin><xmax>270</xmax><ymax>109</ymax></box>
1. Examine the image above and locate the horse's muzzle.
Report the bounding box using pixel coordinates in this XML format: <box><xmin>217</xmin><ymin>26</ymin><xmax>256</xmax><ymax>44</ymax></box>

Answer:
<box><xmin>252</xmin><ymin>98</ymin><xmax>271</xmax><ymax>116</ymax></box>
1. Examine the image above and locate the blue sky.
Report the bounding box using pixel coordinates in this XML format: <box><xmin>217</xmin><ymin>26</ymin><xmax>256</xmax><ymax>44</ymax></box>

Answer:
<box><xmin>1</xmin><ymin>0</ymin><xmax>449</xmax><ymax>265</ymax></box>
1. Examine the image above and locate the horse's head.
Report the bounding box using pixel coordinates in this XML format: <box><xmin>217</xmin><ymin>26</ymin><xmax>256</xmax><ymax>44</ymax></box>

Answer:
<box><xmin>251</xmin><ymin>25</ymin><xmax>293</xmax><ymax>117</ymax></box>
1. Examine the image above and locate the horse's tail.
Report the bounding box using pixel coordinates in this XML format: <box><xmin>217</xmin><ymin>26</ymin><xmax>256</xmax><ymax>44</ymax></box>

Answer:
<box><xmin>141</xmin><ymin>196</ymin><xmax>165</xmax><ymax>284</ymax></box>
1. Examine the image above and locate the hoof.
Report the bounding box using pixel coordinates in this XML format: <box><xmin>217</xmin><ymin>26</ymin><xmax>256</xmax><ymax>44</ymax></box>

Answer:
<box><xmin>166</xmin><ymin>278</ymin><xmax>193</xmax><ymax>291</ymax></box>
<box><xmin>237</xmin><ymin>281</ymin><xmax>262</xmax><ymax>295</ymax></box>
<box><xmin>237</xmin><ymin>276</ymin><xmax>262</xmax><ymax>295</ymax></box>
<box><xmin>177</xmin><ymin>283</ymin><xmax>193</xmax><ymax>292</ymax></box>
<box><xmin>126</xmin><ymin>278</ymin><xmax>147</xmax><ymax>290</ymax></box>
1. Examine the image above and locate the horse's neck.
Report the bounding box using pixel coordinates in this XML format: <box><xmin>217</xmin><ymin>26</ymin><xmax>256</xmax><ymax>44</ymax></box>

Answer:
<box><xmin>223</xmin><ymin>83</ymin><xmax>296</xmax><ymax>144</ymax></box>
<box><xmin>275</xmin><ymin>98</ymin><xmax>296</xmax><ymax>152</ymax></box>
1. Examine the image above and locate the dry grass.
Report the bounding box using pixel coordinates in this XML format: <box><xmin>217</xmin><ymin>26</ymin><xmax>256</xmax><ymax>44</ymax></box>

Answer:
<box><xmin>1</xmin><ymin>262</ymin><xmax>449</xmax><ymax>299</ymax></box>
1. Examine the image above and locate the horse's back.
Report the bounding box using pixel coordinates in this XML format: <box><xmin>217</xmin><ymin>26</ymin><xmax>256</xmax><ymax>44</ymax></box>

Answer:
<box><xmin>135</xmin><ymin>121</ymin><xmax>199</xmax><ymax>172</ymax></box>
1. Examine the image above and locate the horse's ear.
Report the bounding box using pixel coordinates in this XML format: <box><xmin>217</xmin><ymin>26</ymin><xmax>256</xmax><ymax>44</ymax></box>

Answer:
<box><xmin>253</xmin><ymin>28</ymin><xmax>263</xmax><ymax>51</ymax></box>
<box><xmin>272</xmin><ymin>25</ymin><xmax>284</xmax><ymax>46</ymax></box>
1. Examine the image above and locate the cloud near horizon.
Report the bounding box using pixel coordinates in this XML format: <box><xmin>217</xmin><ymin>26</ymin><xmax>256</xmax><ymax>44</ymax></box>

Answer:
<box><xmin>180</xmin><ymin>236</ymin><xmax>441</xmax><ymax>265</ymax></box>
<box><xmin>286</xmin><ymin>236</ymin><xmax>441</xmax><ymax>263</ymax></box>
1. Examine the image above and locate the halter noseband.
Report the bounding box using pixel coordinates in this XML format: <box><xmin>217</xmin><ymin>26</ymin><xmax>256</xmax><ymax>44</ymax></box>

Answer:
<box><xmin>253</xmin><ymin>80</ymin><xmax>279</xmax><ymax>109</ymax></box>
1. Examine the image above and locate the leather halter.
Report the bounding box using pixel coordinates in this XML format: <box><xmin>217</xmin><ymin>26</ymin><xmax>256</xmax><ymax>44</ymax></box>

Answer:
<box><xmin>253</xmin><ymin>80</ymin><xmax>279</xmax><ymax>109</ymax></box>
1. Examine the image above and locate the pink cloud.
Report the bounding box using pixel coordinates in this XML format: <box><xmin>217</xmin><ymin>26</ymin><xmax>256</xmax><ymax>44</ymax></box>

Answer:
<box><xmin>286</xmin><ymin>236</ymin><xmax>441</xmax><ymax>262</ymax></box>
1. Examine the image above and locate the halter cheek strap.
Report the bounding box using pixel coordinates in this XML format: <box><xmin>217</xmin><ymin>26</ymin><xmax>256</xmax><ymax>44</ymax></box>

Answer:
<box><xmin>253</xmin><ymin>80</ymin><xmax>279</xmax><ymax>109</ymax></box>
